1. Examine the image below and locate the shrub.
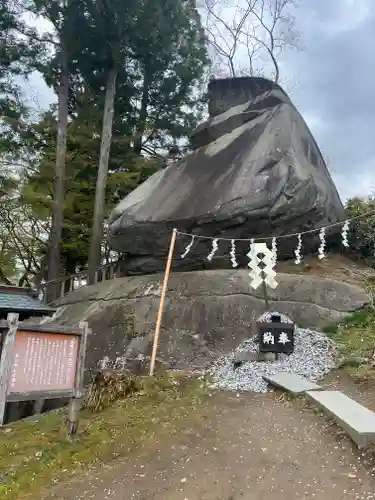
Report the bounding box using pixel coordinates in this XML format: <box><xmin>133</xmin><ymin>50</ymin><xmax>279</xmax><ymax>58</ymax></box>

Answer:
<box><xmin>346</xmin><ymin>196</ymin><xmax>375</xmax><ymax>266</ymax></box>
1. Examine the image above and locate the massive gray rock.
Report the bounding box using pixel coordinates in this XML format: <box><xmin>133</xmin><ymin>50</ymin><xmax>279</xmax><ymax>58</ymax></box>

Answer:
<box><xmin>108</xmin><ymin>77</ymin><xmax>344</xmax><ymax>275</ymax></box>
<box><xmin>35</xmin><ymin>270</ymin><xmax>367</xmax><ymax>372</ymax></box>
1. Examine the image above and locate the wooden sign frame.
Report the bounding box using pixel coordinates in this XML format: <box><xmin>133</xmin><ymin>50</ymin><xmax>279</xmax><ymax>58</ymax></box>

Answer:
<box><xmin>0</xmin><ymin>313</ymin><xmax>89</xmax><ymax>436</ymax></box>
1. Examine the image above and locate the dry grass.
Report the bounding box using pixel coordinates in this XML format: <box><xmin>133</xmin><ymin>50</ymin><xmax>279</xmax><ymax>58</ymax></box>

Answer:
<box><xmin>277</xmin><ymin>254</ymin><xmax>370</xmax><ymax>284</ymax></box>
<box><xmin>85</xmin><ymin>368</ymin><xmax>142</xmax><ymax>412</ymax></box>
<box><xmin>0</xmin><ymin>373</ymin><xmax>209</xmax><ymax>500</ymax></box>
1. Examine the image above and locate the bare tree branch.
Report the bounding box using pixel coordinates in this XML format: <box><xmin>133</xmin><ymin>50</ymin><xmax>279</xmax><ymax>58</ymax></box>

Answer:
<box><xmin>201</xmin><ymin>0</ymin><xmax>300</xmax><ymax>83</ymax></box>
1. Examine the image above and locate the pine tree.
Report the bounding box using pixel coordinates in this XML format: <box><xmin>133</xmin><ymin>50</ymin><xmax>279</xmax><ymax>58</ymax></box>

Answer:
<box><xmin>0</xmin><ymin>0</ymin><xmax>44</xmax><ymax>283</ymax></box>
<box><xmin>84</xmin><ymin>0</ymin><xmax>210</xmax><ymax>274</ymax></box>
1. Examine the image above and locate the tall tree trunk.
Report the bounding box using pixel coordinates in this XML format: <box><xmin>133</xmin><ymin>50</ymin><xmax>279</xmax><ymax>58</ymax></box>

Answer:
<box><xmin>88</xmin><ymin>66</ymin><xmax>117</xmax><ymax>281</ymax></box>
<box><xmin>133</xmin><ymin>65</ymin><xmax>151</xmax><ymax>155</ymax></box>
<box><xmin>46</xmin><ymin>45</ymin><xmax>69</xmax><ymax>302</ymax></box>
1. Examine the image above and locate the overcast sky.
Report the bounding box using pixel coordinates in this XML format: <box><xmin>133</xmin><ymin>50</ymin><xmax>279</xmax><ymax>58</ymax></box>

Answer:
<box><xmin>21</xmin><ymin>0</ymin><xmax>375</xmax><ymax>202</ymax></box>
<box><xmin>280</xmin><ymin>0</ymin><xmax>375</xmax><ymax>201</ymax></box>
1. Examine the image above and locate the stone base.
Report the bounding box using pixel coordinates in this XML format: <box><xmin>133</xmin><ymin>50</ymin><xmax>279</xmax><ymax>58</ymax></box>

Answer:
<box><xmin>258</xmin><ymin>352</ymin><xmax>277</xmax><ymax>362</ymax></box>
<box><xmin>305</xmin><ymin>390</ymin><xmax>375</xmax><ymax>448</ymax></box>
<box><xmin>234</xmin><ymin>351</ymin><xmax>258</xmax><ymax>364</ymax></box>
<box><xmin>263</xmin><ymin>372</ymin><xmax>322</xmax><ymax>397</ymax></box>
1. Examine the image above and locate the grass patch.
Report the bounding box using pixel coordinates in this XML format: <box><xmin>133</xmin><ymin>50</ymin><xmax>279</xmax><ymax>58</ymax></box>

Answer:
<box><xmin>0</xmin><ymin>374</ymin><xmax>209</xmax><ymax>500</ymax></box>
<box><xmin>323</xmin><ymin>307</ymin><xmax>375</xmax><ymax>381</ymax></box>
<box><xmin>346</xmin><ymin>364</ymin><xmax>375</xmax><ymax>382</ymax></box>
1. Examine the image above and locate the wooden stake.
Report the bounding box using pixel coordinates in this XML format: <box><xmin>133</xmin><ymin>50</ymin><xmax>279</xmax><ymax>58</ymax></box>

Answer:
<box><xmin>0</xmin><ymin>313</ymin><xmax>19</xmax><ymax>426</ymax></box>
<box><xmin>67</xmin><ymin>321</ymin><xmax>89</xmax><ymax>437</ymax></box>
<box><xmin>149</xmin><ymin>228</ymin><xmax>177</xmax><ymax>376</ymax></box>
<box><xmin>261</xmin><ymin>270</ymin><xmax>269</xmax><ymax>311</ymax></box>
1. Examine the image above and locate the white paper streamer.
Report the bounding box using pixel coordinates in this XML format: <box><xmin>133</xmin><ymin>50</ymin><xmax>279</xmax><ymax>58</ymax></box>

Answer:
<box><xmin>271</xmin><ymin>237</ymin><xmax>277</xmax><ymax>266</ymax></box>
<box><xmin>246</xmin><ymin>240</ymin><xmax>256</xmax><ymax>280</ymax></box>
<box><xmin>248</xmin><ymin>242</ymin><xmax>278</xmax><ymax>289</ymax></box>
<box><xmin>294</xmin><ymin>233</ymin><xmax>303</xmax><ymax>264</ymax></box>
<box><xmin>230</xmin><ymin>239</ymin><xmax>238</xmax><ymax>268</ymax></box>
<box><xmin>246</xmin><ymin>239</ymin><xmax>255</xmax><ymax>265</ymax></box>
<box><xmin>341</xmin><ymin>220</ymin><xmax>350</xmax><ymax>247</ymax></box>
<box><xmin>247</xmin><ymin>242</ymin><xmax>261</xmax><ymax>289</ymax></box>
<box><xmin>181</xmin><ymin>235</ymin><xmax>195</xmax><ymax>258</ymax></box>
<box><xmin>207</xmin><ymin>238</ymin><xmax>219</xmax><ymax>261</ymax></box>
<box><xmin>318</xmin><ymin>227</ymin><xmax>326</xmax><ymax>259</ymax></box>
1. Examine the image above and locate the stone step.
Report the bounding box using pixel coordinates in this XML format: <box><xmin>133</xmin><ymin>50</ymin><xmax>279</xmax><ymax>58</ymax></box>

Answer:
<box><xmin>305</xmin><ymin>390</ymin><xmax>375</xmax><ymax>448</ymax></box>
<box><xmin>263</xmin><ymin>372</ymin><xmax>322</xmax><ymax>396</ymax></box>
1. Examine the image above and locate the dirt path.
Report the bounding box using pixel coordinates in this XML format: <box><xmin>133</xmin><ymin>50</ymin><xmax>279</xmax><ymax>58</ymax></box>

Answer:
<box><xmin>44</xmin><ymin>390</ymin><xmax>375</xmax><ymax>500</ymax></box>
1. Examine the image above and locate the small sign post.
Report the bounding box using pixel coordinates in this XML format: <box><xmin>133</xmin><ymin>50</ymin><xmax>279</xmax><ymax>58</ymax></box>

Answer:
<box><xmin>67</xmin><ymin>321</ymin><xmax>89</xmax><ymax>437</ymax></box>
<box><xmin>0</xmin><ymin>315</ymin><xmax>89</xmax><ymax>434</ymax></box>
<box><xmin>0</xmin><ymin>313</ymin><xmax>19</xmax><ymax>426</ymax></box>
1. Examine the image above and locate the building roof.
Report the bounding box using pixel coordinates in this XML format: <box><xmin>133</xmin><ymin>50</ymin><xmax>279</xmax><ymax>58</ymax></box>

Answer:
<box><xmin>0</xmin><ymin>288</ymin><xmax>55</xmax><ymax>314</ymax></box>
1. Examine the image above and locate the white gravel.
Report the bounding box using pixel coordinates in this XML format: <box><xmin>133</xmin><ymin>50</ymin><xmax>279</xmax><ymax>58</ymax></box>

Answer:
<box><xmin>208</xmin><ymin>320</ymin><xmax>337</xmax><ymax>393</ymax></box>
<box><xmin>257</xmin><ymin>311</ymin><xmax>294</xmax><ymax>324</ymax></box>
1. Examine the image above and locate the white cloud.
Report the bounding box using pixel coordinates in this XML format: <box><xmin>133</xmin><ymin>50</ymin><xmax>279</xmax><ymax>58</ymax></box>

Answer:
<box><xmin>14</xmin><ymin>13</ymin><xmax>56</xmax><ymax>116</ymax></box>
<box><xmin>335</xmin><ymin>170</ymin><xmax>375</xmax><ymax>202</ymax></box>
<box><xmin>336</xmin><ymin>0</ymin><xmax>371</xmax><ymax>30</ymax></box>
<box><xmin>303</xmin><ymin>112</ymin><xmax>325</xmax><ymax>134</ymax></box>
<box><xmin>21</xmin><ymin>11</ymin><xmax>53</xmax><ymax>35</ymax></box>
<box><xmin>18</xmin><ymin>72</ymin><xmax>56</xmax><ymax>114</ymax></box>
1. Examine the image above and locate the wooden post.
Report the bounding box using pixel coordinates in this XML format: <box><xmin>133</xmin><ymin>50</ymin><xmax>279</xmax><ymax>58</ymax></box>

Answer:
<box><xmin>60</xmin><ymin>280</ymin><xmax>65</xmax><ymax>298</ymax></box>
<box><xmin>33</xmin><ymin>399</ymin><xmax>45</xmax><ymax>415</ymax></box>
<box><xmin>38</xmin><ymin>284</ymin><xmax>46</xmax><ymax>304</ymax></box>
<box><xmin>67</xmin><ymin>321</ymin><xmax>89</xmax><ymax>437</ymax></box>
<box><xmin>149</xmin><ymin>229</ymin><xmax>177</xmax><ymax>376</ymax></box>
<box><xmin>261</xmin><ymin>270</ymin><xmax>269</xmax><ymax>311</ymax></box>
<box><xmin>0</xmin><ymin>313</ymin><xmax>19</xmax><ymax>426</ymax></box>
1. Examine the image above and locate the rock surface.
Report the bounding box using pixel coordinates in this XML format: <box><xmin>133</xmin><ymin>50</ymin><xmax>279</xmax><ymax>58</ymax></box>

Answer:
<box><xmin>34</xmin><ymin>269</ymin><xmax>367</xmax><ymax>374</ymax></box>
<box><xmin>108</xmin><ymin>76</ymin><xmax>344</xmax><ymax>274</ymax></box>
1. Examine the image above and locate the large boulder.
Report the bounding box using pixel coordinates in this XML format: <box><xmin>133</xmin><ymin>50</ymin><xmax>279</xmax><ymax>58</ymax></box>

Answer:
<box><xmin>109</xmin><ymin>76</ymin><xmax>345</xmax><ymax>275</ymax></box>
<box><xmin>35</xmin><ymin>270</ymin><xmax>367</xmax><ymax>372</ymax></box>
